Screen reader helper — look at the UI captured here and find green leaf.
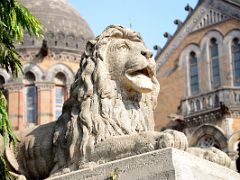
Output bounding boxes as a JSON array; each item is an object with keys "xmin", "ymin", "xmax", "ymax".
[
  {"xmin": 0, "ymin": 0, "xmax": 43, "ymax": 76},
  {"xmin": 0, "ymin": 91, "xmax": 18, "ymax": 147},
  {"xmin": 0, "ymin": 155, "xmax": 14, "ymax": 180}
]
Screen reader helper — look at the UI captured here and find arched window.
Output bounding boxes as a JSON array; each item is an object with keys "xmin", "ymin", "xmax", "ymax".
[
  {"xmin": 210, "ymin": 38, "xmax": 221, "ymax": 88},
  {"xmin": 54, "ymin": 72, "xmax": 66, "ymax": 120},
  {"xmin": 189, "ymin": 51, "xmax": 199, "ymax": 95},
  {"xmin": 25, "ymin": 71, "xmax": 37, "ymax": 124},
  {"xmin": 232, "ymin": 38, "xmax": 240, "ymax": 86}
]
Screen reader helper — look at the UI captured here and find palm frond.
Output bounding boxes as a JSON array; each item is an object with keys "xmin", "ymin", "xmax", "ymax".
[{"xmin": 0, "ymin": 0, "xmax": 43, "ymax": 77}]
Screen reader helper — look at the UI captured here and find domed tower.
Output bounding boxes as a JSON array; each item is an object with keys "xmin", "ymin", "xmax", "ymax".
[{"xmin": 2, "ymin": 0, "xmax": 94, "ymax": 130}]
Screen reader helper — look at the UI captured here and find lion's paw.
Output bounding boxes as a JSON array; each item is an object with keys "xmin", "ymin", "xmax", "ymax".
[
  {"xmin": 156, "ymin": 130, "xmax": 188, "ymax": 151},
  {"xmin": 187, "ymin": 147, "xmax": 231, "ymax": 167}
]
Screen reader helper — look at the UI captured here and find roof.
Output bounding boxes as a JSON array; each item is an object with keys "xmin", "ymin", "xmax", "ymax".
[
  {"xmin": 225, "ymin": 0, "xmax": 240, "ymax": 6},
  {"xmin": 155, "ymin": 0, "xmax": 240, "ymax": 71},
  {"xmin": 18, "ymin": 0, "xmax": 94, "ymax": 52}
]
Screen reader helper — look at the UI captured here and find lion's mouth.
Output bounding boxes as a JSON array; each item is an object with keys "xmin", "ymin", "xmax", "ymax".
[
  {"xmin": 125, "ymin": 66, "xmax": 154, "ymax": 93},
  {"xmin": 128, "ymin": 66, "xmax": 154, "ymax": 78}
]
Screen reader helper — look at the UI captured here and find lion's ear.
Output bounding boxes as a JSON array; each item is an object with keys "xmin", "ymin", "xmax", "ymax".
[{"xmin": 85, "ymin": 40, "xmax": 96, "ymax": 55}]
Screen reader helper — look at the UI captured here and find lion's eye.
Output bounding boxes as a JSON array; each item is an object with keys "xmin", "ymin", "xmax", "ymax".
[{"xmin": 118, "ymin": 44, "xmax": 129, "ymax": 51}]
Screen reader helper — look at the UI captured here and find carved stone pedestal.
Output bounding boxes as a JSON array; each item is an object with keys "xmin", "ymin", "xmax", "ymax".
[{"xmin": 47, "ymin": 148, "xmax": 240, "ymax": 180}]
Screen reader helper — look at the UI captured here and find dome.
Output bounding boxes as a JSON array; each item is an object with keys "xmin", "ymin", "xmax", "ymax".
[{"xmin": 18, "ymin": 0, "xmax": 94, "ymax": 52}]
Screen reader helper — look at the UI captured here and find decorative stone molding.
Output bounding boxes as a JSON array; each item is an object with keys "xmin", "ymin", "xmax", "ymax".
[
  {"xmin": 49, "ymin": 51, "xmax": 82, "ymax": 63},
  {"xmin": 180, "ymin": 87, "xmax": 240, "ymax": 116},
  {"xmin": 189, "ymin": 124, "xmax": 228, "ymax": 151},
  {"xmin": 23, "ymin": 63, "xmax": 44, "ymax": 81},
  {"xmin": 45, "ymin": 63, "xmax": 75, "ymax": 84},
  {"xmin": 184, "ymin": 107, "xmax": 223, "ymax": 127},
  {"xmin": 18, "ymin": 49, "xmax": 82, "ymax": 63},
  {"xmin": 210, "ymin": 0, "xmax": 240, "ymax": 20},
  {"xmin": 35, "ymin": 82, "xmax": 55, "ymax": 91},
  {"xmin": 4, "ymin": 83, "xmax": 24, "ymax": 93},
  {"xmin": 16, "ymin": 31, "xmax": 90, "ymax": 53},
  {"xmin": 193, "ymin": 9, "xmax": 229, "ymax": 31}
]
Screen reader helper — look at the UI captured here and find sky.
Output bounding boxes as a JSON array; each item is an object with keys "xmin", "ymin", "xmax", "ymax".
[{"xmin": 68, "ymin": 0, "xmax": 198, "ymax": 52}]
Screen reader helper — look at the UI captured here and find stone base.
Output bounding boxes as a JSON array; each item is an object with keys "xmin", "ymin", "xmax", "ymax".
[{"xmin": 47, "ymin": 148, "xmax": 240, "ymax": 180}]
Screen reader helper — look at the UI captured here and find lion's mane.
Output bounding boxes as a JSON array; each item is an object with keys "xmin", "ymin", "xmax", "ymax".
[{"xmin": 52, "ymin": 25, "xmax": 160, "ymax": 171}]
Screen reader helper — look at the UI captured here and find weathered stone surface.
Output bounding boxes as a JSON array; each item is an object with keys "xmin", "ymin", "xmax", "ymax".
[
  {"xmin": 47, "ymin": 148, "xmax": 240, "ymax": 180},
  {"xmin": 3, "ymin": 25, "xmax": 189, "ymax": 179}
]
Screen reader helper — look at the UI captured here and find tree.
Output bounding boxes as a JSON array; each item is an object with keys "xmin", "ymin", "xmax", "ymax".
[{"xmin": 0, "ymin": 0, "xmax": 43, "ymax": 179}]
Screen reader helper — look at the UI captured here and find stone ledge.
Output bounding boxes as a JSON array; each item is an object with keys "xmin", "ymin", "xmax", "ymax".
[{"xmin": 47, "ymin": 148, "xmax": 240, "ymax": 180}]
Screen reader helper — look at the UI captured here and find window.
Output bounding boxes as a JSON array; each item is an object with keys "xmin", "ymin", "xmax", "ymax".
[
  {"xmin": 189, "ymin": 52, "xmax": 199, "ymax": 94},
  {"xmin": 232, "ymin": 38, "xmax": 240, "ymax": 86},
  {"xmin": 26, "ymin": 86, "xmax": 37, "ymax": 123},
  {"xmin": 25, "ymin": 72, "xmax": 37, "ymax": 123},
  {"xmin": 210, "ymin": 38, "xmax": 221, "ymax": 88},
  {"xmin": 55, "ymin": 86, "xmax": 64, "ymax": 119},
  {"xmin": 54, "ymin": 72, "xmax": 66, "ymax": 120}
]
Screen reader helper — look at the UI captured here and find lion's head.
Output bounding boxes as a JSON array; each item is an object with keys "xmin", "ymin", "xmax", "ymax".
[
  {"xmin": 53, "ymin": 25, "xmax": 160, "ymax": 167},
  {"xmin": 98, "ymin": 25, "xmax": 157, "ymax": 94}
]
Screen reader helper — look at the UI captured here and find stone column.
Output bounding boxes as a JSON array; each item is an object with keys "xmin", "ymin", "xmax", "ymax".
[
  {"xmin": 36, "ymin": 82, "xmax": 55, "ymax": 125},
  {"xmin": 4, "ymin": 83, "xmax": 24, "ymax": 130},
  {"xmin": 225, "ymin": 117, "xmax": 234, "ymax": 138}
]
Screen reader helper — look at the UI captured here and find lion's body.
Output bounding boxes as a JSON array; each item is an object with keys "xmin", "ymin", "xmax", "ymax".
[{"xmin": 3, "ymin": 25, "xmax": 217, "ymax": 179}]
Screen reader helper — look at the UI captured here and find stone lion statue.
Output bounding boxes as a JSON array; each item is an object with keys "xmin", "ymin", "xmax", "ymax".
[{"xmin": 2, "ymin": 25, "xmax": 230, "ymax": 179}]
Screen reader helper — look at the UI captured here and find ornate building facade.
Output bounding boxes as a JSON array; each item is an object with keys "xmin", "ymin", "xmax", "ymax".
[
  {"xmin": 0, "ymin": 0, "xmax": 94, "ymax": 130},
  {"xmin": 154, "ymin": 0, "xmax": 240, "ymax": 169}
]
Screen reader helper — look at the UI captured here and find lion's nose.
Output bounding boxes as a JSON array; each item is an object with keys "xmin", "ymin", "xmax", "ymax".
[{"xmin": 141, "ymin": 50, "xmax": 153, "ymax": 59}]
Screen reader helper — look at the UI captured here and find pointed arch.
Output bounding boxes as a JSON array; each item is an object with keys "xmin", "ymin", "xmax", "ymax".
[{"xmin": 189, "ymin": 124, "xmax": 227, "ymax": 152}]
